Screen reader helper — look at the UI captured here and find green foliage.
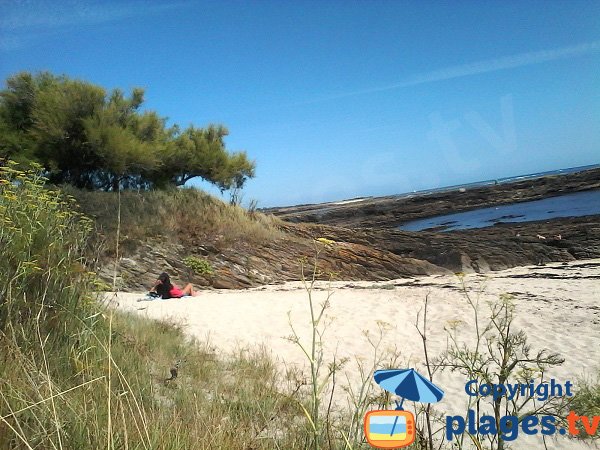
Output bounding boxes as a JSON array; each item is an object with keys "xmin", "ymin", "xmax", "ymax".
[
  {"xmin": 0, "ymin": 160, "xmax": 94, "ymax": 338},
  {"xmin": 433, "ymin": 284, "xmax": 566, "ymax": 450},
  {"xmin": 569, "ymin": 373, "xmax": 600, "ymax": 439},
  {"xmin": 183, "ymin": 255, "xmax": 213, "ymax": 275},
  {"xmin": 159, "ymin": 124, "xmax": 255, "ymax": 191},
  {"xmin": 0, "ymin": 71, "xmax": 255, "ymax": 192}
]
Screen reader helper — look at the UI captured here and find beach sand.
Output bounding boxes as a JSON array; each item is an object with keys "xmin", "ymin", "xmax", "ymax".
[{"xmin": 109, "ymin": 259, "xmax": 600, "ymax": 449}]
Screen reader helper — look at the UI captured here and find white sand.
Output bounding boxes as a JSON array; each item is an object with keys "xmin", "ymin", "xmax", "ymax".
[{"xmin": 109, "ymin": 259, "xmax": 600, "ymax": 449}]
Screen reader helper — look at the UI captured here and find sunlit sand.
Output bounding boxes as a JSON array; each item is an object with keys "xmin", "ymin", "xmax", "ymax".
[{"xmin": 109, "ymin": 259, "xmax": 600, "ymax": 449}]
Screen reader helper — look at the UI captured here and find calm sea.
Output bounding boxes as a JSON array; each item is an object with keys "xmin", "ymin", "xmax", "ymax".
[{"xmin": 399, "ymin": 189, "xmax": 600, "ymax": 232}]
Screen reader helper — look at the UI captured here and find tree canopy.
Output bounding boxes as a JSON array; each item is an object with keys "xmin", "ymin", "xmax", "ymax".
[{"xmin": 0, "ymin": 71, "xmax": 255, "ymax": 192}]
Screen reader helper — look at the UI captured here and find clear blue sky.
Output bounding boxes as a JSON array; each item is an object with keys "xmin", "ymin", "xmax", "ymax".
[{"xmin": 1, "ymin": 0, "xmax": 599, "ymax": 206}]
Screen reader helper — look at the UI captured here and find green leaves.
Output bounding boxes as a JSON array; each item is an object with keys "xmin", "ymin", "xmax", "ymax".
[
  {"xmin": 0, "ymin": 162, "xmax": 94, "ymax": 334},
  {"xmin": 151, "ymin": 124, "xmax": 256, "ymax": 191},
  {"xmin": 0, "ymin": 71, "xmax": 255, "ymax": 192},
  {"xmin": 183, "ymin": 256, "xmax": 213, "ymax": 275}
]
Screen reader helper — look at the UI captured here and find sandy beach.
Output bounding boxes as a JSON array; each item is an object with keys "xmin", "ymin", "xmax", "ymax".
[{"xmin": 109, "ymin": 259, "xmax": 600, "ymax": 449}]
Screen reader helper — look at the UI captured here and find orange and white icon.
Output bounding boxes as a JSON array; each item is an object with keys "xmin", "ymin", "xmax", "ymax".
[{"xmin": 364, "ymin": 410, "xmax": 416, "ymax": 448}]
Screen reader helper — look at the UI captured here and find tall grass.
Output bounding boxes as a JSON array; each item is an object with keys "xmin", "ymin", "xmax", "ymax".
[
  {"xmin": 0, "ymin": 161, "xmax": 93, "ymax": 344},
  {"xmin": 1, "ymin": 163, "xmax": 308, "ymax": 449},
  {"xmin": 64, "ymin": 186, "xmax": 284, "ymax": 256}
]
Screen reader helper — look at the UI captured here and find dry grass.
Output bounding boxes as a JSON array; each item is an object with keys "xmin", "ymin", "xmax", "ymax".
[
  {"xmin": 0, "ymin": 306, "xmax": 320, "ymax": 449},
  {"xmin": 64, "ymin": 186, "xmax": 285, "ymax": 256}
]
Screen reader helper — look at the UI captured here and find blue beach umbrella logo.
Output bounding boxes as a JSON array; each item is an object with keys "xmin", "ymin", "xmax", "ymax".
[
  {"xmin": 374, "ymin": 368, "xmax": 445, "ymax": 409},
  {"xmin": 364, "ymin": 368, "xmax": 444, "ymax": 448}
]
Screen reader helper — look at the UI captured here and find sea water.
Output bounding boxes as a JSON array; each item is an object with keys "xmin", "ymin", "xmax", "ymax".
[{"xmin": 399, "ymin": 189, "xmax": 600, "ymax": 232}]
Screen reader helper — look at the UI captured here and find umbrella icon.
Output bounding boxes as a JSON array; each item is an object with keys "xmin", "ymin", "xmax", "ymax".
[
  {"xmin": 374, "ymin": 368, "xmax": 444, "ymax": 409},
  {"xmin": 373, "ymin": 368, "xmax": 444, "ymax": 437}
]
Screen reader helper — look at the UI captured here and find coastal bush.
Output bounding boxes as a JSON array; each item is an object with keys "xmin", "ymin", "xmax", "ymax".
[
  {"xmin": 184, "ymin": 255, "xmax": 213, "ymax": 275},
  {"xmin": 0, "ymin": 161, "xmax": 102, "ymax": 446},
  {"xmin": 0, "ymin": 161, "xmax": 94, "ymax": 340}
]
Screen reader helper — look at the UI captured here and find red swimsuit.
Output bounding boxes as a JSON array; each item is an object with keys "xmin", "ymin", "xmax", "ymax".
[{"xmin": 169, "ymin": 284, "xmax": 184, "ymax": 298}]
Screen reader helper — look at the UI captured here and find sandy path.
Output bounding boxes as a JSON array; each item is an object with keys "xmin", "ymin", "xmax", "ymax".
[{"xmin": 109, "ymin": 259, "xmax": 600, "ymax": 449}]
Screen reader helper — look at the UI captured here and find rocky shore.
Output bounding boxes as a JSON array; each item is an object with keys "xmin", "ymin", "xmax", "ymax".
[
  {"xmin": 99, "ymin": 168, "xmax": 600, "ymax": 291},
  {"xmin": 266, "ymin": 167, "xmax": 600, "ymax": 228}
]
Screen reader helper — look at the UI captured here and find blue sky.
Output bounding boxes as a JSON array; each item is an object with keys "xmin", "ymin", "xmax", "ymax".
[{"xmin": 1, "ymin": 0, "xmax": 598, "ymax": 206}]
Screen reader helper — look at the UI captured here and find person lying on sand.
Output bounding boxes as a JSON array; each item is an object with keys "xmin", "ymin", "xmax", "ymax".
[{"xmin": 150, "ymin": 272, "xmax": 199, "ymax": 299}]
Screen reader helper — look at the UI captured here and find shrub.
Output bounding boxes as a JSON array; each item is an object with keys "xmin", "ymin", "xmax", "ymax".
[
  {"xmin": 183, "ymin": 255, "xmax": 213, "ymax": 275},
  {"xmin": 0, "ymin": 161, "xmax": 94, "ymax": 340},
  {"xmin": 429, "ymin": 280, "xmax": 565, "ymax": 450},
  {"xmin": 568, "ymin": 372, "xmax": 600, "ymax": 439}
]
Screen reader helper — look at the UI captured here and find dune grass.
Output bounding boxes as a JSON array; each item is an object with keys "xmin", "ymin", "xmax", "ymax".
[
  {"xmin": 64, "ymin": 186, "xmax": 284, "ymax": 256},
  {"xmin": 1, "ymin": 306, "xmax": 317, "ymax": 449}
]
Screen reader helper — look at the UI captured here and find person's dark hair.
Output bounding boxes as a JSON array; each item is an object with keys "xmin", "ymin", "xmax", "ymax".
[{"xmin": 156, "ymin": 272, "xmax": 173, "ymax": 299}]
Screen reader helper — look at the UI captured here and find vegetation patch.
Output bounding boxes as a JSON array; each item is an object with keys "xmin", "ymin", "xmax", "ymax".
[
  {"xmin": 66, "ymin": 186, "xmax": 285, "ymax": 255},
  {"xmin": 0, "ymin": 162, "xmax": 308, "ymax": 449},
  {"xmin": 184, "ymin": 255, "xmax": 214, "ymax": 275},
  {"xmin": 316, "ymin": 237, "xmax": 336, "ymax": 246}
]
